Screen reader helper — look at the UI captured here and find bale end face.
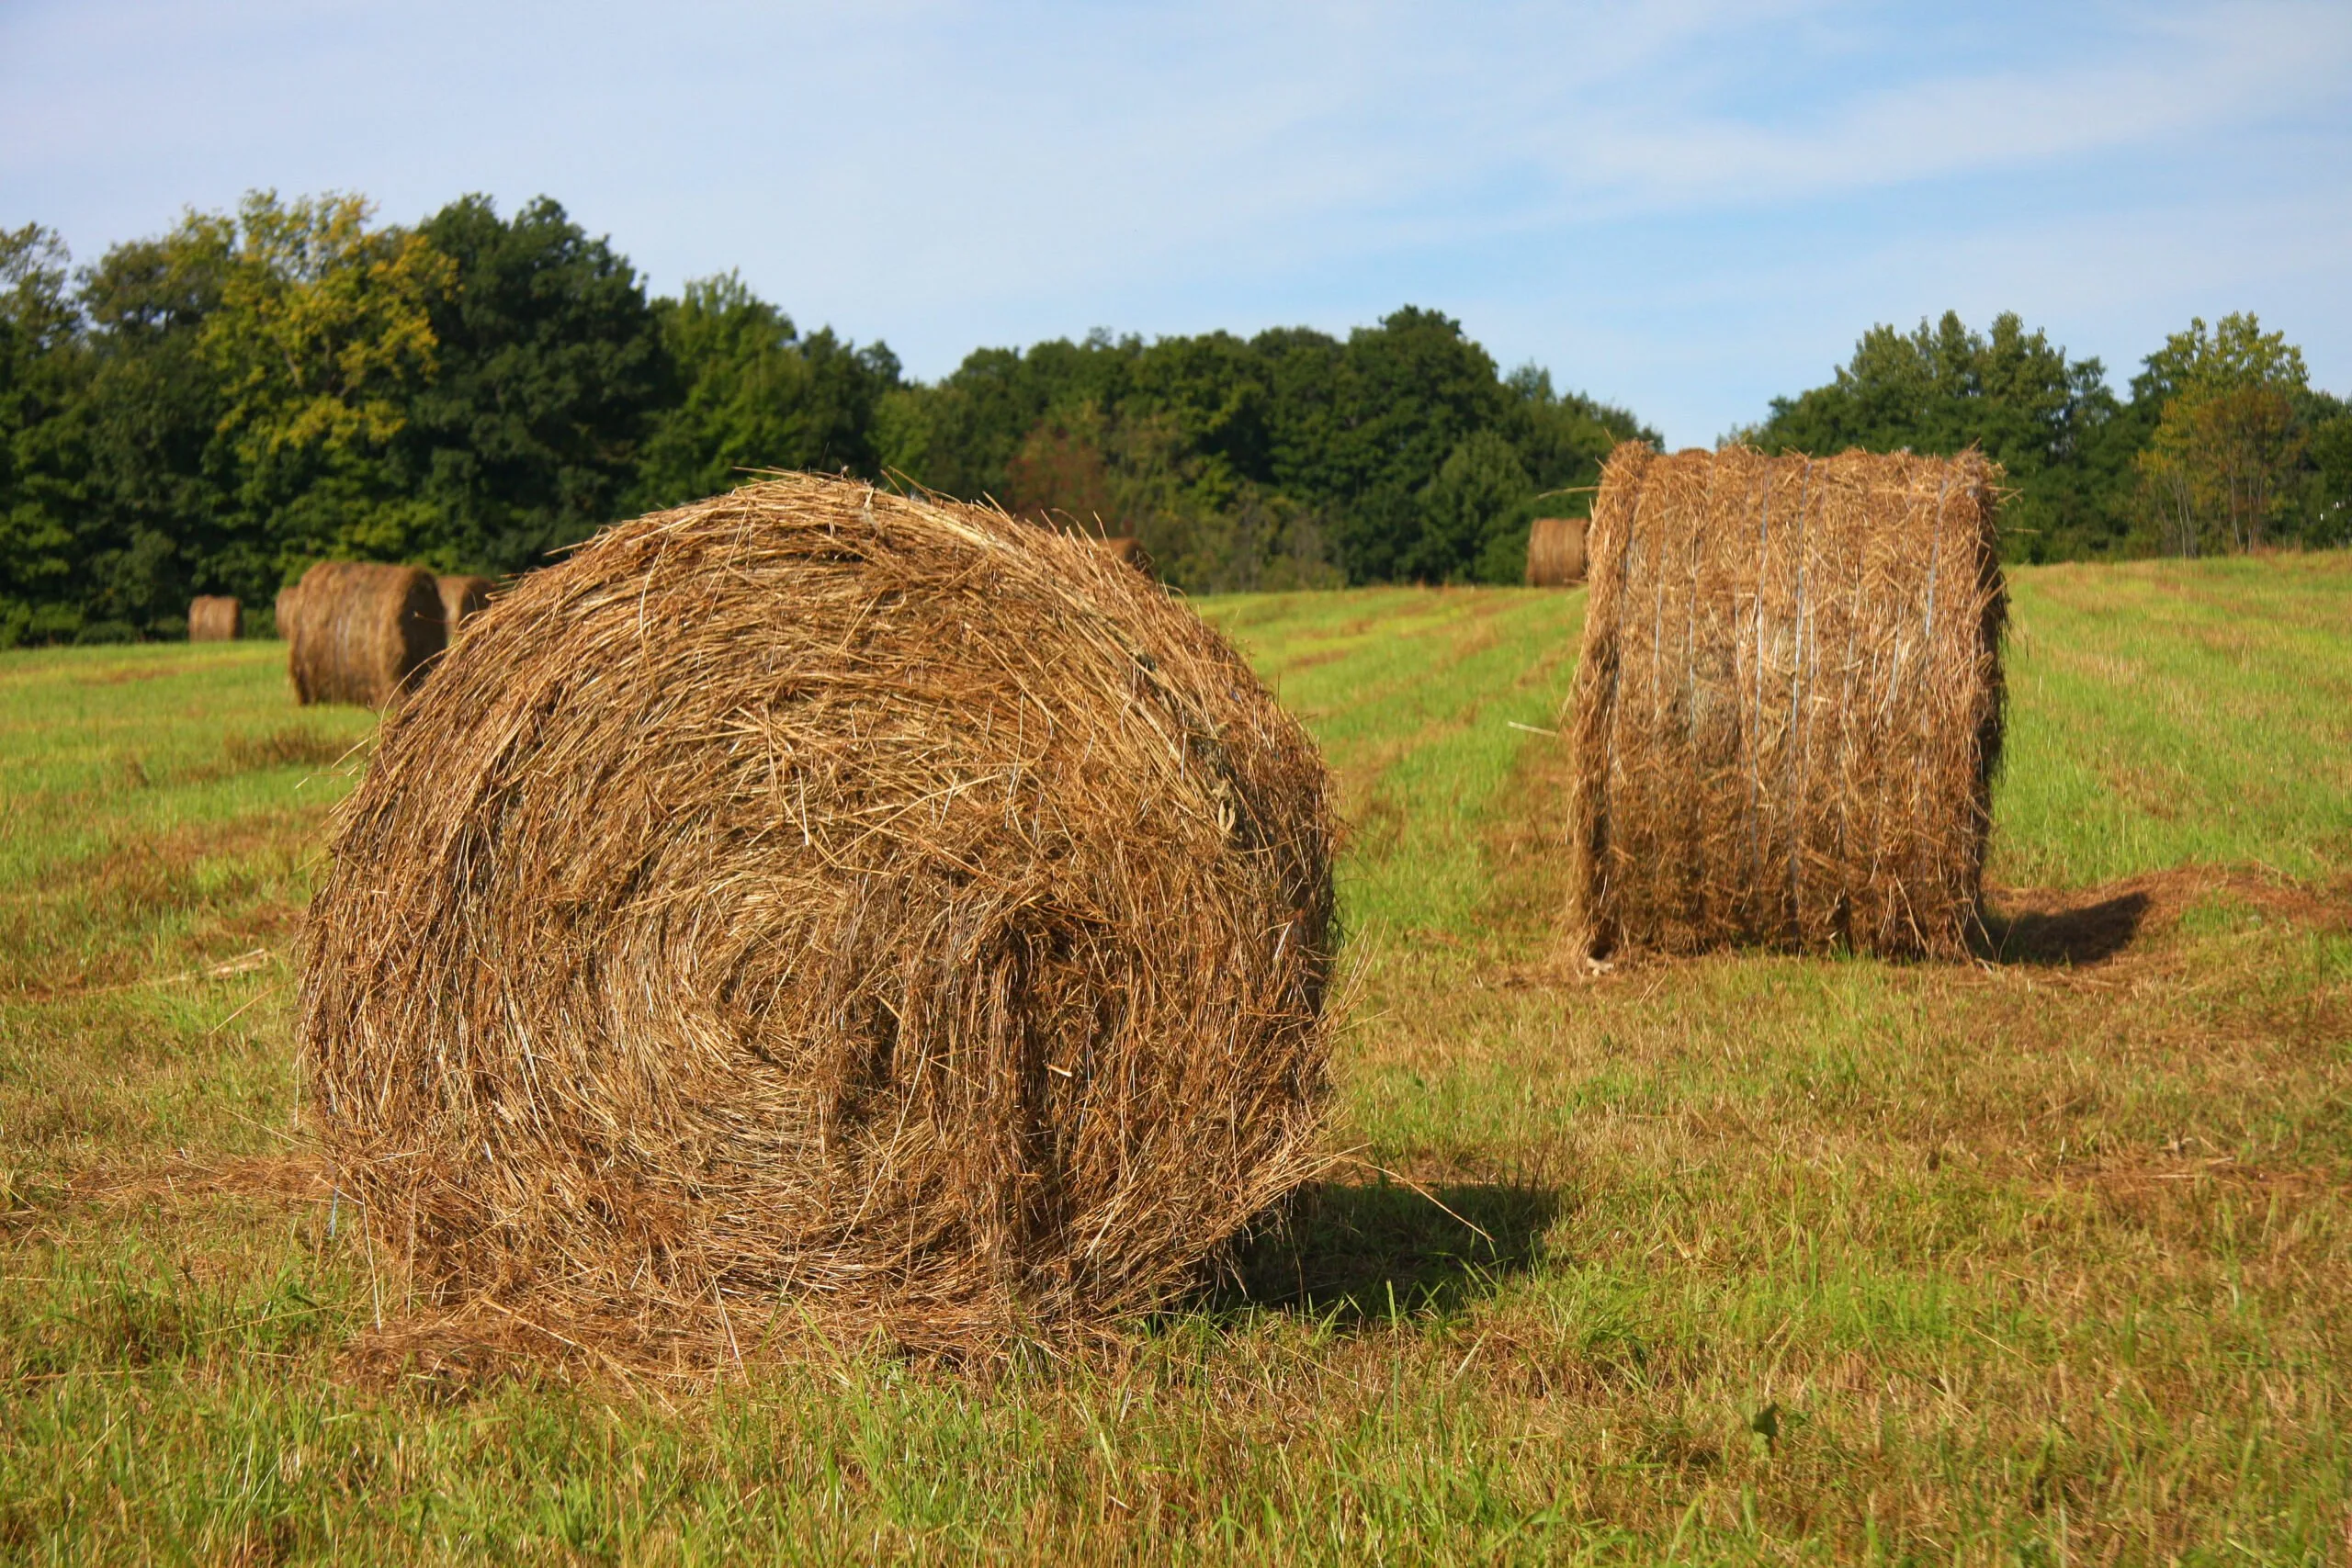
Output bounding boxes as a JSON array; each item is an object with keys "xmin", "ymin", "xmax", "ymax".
[
  {"xmin": 285, "ymin": 562, "xmax": 446, "ymax": 708},
  {"xmin": 435, "ymin": 573, "xmax": 494, "ymax": 630},
  {"xmin": 1566, "ymin": 443, "xmax": 2007, "ymax": 961},
  {"xmin": 1524, "ymin": 517, "xmax": 1588, "ymax": 587},
  {"xmin": 187, "ymin": 596, "xmax": 242, "ymax": 641},
  {"xmin": 300, "ymin": 475, "xmax": 1338, "ymax": 1357}
]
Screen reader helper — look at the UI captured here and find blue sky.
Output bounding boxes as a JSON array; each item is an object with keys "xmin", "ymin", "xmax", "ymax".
[{"xmin": 5, "ymin": 0, "xmax": 2346, "ymax": 446}]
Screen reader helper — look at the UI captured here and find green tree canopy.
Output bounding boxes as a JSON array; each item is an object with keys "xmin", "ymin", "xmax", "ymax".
[
  {"xmin": 395, "ymin": 195, "xmax": 670, "ymax": 574},
  {"xmin": 0, "ymin": 224, "xmax": 88, "ymax": 642},
  {"xmin": 201, "ymin": 192, "xmax": 452, "ymax": 573},
  {"xmin": 878, "ymin": 308, "xmax": 1653, "ymax": 589},
  {"xmin": 1748, "ymin": 310, "xmax": 2130, "ymax": 560},
  {"xmin": 633, "ymin": 272, "xmax": 899, "ymax": 509},
  {"xmin": 2133, "ymin": 313, "xmax": 2312, "ymax": 555}
]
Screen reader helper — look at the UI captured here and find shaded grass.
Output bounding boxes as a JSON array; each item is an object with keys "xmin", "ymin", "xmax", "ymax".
[{"xmin": 0, "ymin": 564, "xmax": 2348, "ymax": 1562}]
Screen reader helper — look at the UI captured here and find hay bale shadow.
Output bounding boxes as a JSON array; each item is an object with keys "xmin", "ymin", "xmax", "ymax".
[
  {"xmin": 1980, "ymin": 890, "xmax": 2153, "ymax": 966},
  {"xmin": 1206, "ymin": 1177, "xmax": 1559, "ymax": 1325}
]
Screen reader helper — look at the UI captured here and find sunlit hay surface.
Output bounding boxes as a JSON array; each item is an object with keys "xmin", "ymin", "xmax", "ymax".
[
  {"xmin": 186, "ymin": 596, "xmax": 241, "ymax": 643},
  {"xmin": 1570, "ymin": 443, "xmax": 2007, "ymax": 959},
  {"xmin": 1096, "ymin": 536, "xmax": 1153, "ymax": 578},
  {"xmin": 434, "ymin": 573, "xmax": 493, "ymax": 632},
  {"xmin": 1523, "ymin": 516, "xmax": 1586, "ymax": 587},
  {"xmin": 283, "ymin": 562, "xmax": 445, "ymax": 710},
  {"xmin": 300, "ymin": 474, "xmax": 1339, "ymax": 1357}
]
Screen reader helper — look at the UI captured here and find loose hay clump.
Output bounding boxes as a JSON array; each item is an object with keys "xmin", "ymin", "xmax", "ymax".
[
  {"xmin": 187, "ymin": 595, "xmax": 241, "ymax": 641},
  {"xmin": 285, "ymin": 562, "xmax": 446, "ymax": 708},
  {"xmin": 435, "ymin": 573, "xmax": 494, "ymax": 631},
  {"xmin": 300, "ymin": 473, "xmax": 1339, "ymax": 1357},
  {"xmin": 1567, "ymin": 443, "xmax": 2006, "ymax": 960},
  {"xmin": 1524, "ymin": 517, "xmax": 1587, "ymax": 587}
]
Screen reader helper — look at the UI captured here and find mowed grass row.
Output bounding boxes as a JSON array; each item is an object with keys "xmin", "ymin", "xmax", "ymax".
[{"xmin": 0, "ymin": 558, "xmax": 2347, "ymax": 1563}]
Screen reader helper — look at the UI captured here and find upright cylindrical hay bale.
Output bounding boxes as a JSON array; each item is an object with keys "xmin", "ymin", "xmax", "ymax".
[
  {"xmin": 435, "ymin": 573, "xmax": 494, "ymax": 631},
  {"xmin": 1567, "ymin": 443, "xmax": 2006, "ymax": 960},
  {"xmin": 285, "ymin": 562, "xmax": 446, "ymax": 708},
  {"xmin": 300, "ymin": 474, "xmax": 1338, "ymax": 1355},
  {"xmin": 187, "ymin": 596, "xmax": 241, "ymax": 641},
  {"xmin": 1524, "ymin": 517, "xmax": 1588, "ymax": 587}
]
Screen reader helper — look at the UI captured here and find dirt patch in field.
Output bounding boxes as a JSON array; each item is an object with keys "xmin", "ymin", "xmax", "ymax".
[{"xmin": 1982, "ymin": 865, "xmax": 2352, "ymax": 968}]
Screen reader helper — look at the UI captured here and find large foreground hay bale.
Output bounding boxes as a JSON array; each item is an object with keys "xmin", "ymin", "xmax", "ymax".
[
  {"xmin": 1568, "ymin": 444, "xmax": 2006, "ymax": 959},
  {"xmin": 435, "ymin": 572, "xmax": 493, "ymax": 630},
  {"xmin": 285, "ymin": 562, "xmax": 445, "ymax": 708},
  {"xmin": 1525, "ymin": 516, "xmax": 1587, "ymax": 586},
  {"xmin": 301, "ymin": 474, "xmax": 1338, "ymax": 1353},
  {"xmin": 187, "ymin": 595, "xmax": 241, "ymax": 641}
]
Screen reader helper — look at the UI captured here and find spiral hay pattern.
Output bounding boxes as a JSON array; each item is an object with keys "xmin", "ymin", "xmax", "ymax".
[{"xmin": 301, "ymin": 474, "xmax": 1338, "ymax": 1356}]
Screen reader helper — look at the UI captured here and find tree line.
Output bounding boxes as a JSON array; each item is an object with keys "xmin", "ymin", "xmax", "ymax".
[
  {"xmin": 1744, "ymin": 310, "xmax": 2351, "ymax": 561},
  {"xmin": 3, "ymin": 190, "xmax": 2345, "ymax": 643}
]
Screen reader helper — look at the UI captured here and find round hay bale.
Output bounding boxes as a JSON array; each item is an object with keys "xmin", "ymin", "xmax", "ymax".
[
  {"xmin": 283, "ymin": 562, "xmax": 446, "ymax": 708},
  {"xmin": 1097, "ymin": 536, "xmax": 1154, "ymax": 577},
  {"xmin": 300, "ymin": 474, "xmax": 1338, "ymax": 1354},
  {"xmin": 1567, "ymin": 443, "xmax": 2006, "ymax": 960},
  {"xmin": 1524, "ymin": 516, "xmax": 1587, "ymax": 587},
  {"xmin": 435, "ymin": 572, "xmax": 494, "ymax": 631},
  {"xmin": 273, "ymin": 583, "xmax": 302, "ymax": 642},
  {"xmin": 187, "ymin": 595, "xmax": 241, "ymax": 641}
]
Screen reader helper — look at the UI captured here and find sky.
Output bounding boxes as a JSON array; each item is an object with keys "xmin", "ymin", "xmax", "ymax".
[{"xmin": 4, "ymin": 0, "xmax": 2347, "ymax": 446}]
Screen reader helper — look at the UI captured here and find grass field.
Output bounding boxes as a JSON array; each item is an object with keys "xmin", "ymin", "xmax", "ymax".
[{"xmin": 2, "ymin": 556, "xmax": 2349, "ymax": 1563}]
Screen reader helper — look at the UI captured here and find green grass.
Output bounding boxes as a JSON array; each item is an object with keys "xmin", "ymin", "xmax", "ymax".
[{"xmin": 3, "ymin": 558, "xmax": 2349, "ymax": 1563}]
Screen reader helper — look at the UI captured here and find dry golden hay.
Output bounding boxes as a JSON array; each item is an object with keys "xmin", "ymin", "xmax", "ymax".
[
  {"xmin": 1567, "ymin": 443, "xmax": 2006, "ymax": 960},
  {"xmin": 435, "ymin": 572, "xmax": 494, "ymax": 630},
  {"xmin": 187, "ymin": 595, "xmax": 241, "ymax": 641},
  {"xmin": 1524, "ymin": 517, "xmax": 1587, "ymax": 587},
  {"xmin": 300, "ymin": 473, "xmax": 1339, "ymax": 1357},
  {"xmin": 1096, "ymin": 536, "xmax": 1154, "ymax": 577},
  {"xmin": 284, "ymin": 561, "xmax": 446, "ymax": 708}
]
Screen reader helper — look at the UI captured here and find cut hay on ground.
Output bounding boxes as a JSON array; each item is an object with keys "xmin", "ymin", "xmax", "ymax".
[
  {"xmin": 1567, "ymin": 443, "xmax": 2006, "ymax": 960},
  {"xmin": 1525, "ymin": 517, "xmax": 1587, "ymax": 587},
  {"xmin": 187, "ymin": 595, "xmax": 241, "ymax": 641},
  {"xmin": 435, "ymin": 573, "xmax": 494, "ymax": 631},
  {"xmin": 301, "ymin": 473, "xmax": 1339, "ymax": 1357},
  {"xmin": 284, "ymin": 561, "xmax": 446, "ymax": 709}
]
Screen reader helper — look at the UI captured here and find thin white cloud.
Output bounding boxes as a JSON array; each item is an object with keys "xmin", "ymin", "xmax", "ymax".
[
  {"xmin": 1540, "ymin": 1, "xmax": 2352, "ymax": 209},
  {"xmin": 1, "ymin": 0, "xmax": 2345, "ymax": 436}
]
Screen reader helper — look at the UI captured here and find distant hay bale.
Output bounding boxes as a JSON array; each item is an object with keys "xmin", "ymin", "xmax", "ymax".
[
  {"xmin": 187, "ymin": 596, "xmax": 241, "ymax": 641},
  {"xmin": 1525, "ymin": 517, "xmax": 1587, "ymax": 587},
  {"xmin": 300, "ymin": 473, "xmax": 1338, "ymax": 1355},
  {"xmin": 1097, "ymin": 536, "xmax": 1154, "ymax": 577},
  {"xmin": 284, "ymin": 562, "xmax": 446, "ymax": 708},
  {"xmin": 1567, "ymin": 443, "xmax": 2006, "ymax": 960},
  {"xmin": 435, "ymin": 573, "xmax": 494, "ymax": 631}
]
